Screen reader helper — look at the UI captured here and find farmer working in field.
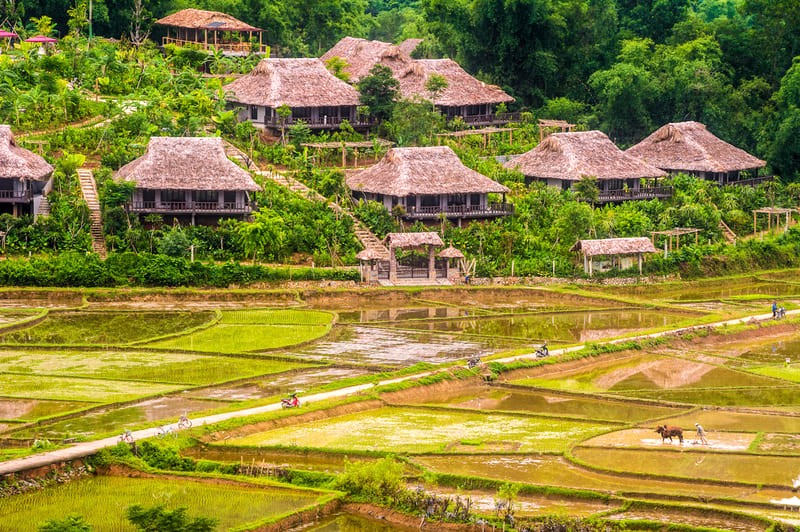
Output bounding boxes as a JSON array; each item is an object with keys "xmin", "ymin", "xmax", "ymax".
[{"xmin": 694, "ymin": 423, "xmax": 708, "ymax": 445}]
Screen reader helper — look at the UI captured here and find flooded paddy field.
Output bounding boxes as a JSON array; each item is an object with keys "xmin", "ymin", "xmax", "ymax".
[
  {"xmin": 183, "ymin": 446, "xmax": 364, "ymax": 473},
  {"xmin": 402, "ymin": 384, "xmax": 685, "ymax": 423},
  {"xmin": 224, "ymin": 406, "xmax": 615, "ymax": 453},
  {"xmin": 0, "ymin": 398, "xmax": 92, "ymax": 422},
  {"xmin": 572, "ymin": 447, "xmax": 800, "ymax": 485}
]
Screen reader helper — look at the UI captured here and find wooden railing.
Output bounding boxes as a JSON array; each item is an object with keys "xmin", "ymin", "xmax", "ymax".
[
  {"xmin": 595, "ymin": 186, "xmax": 674, "ymax": 203},
  {"xmin": 263, "ymin": 116, "xmax": 376, "ymax": 129},
  {"xmin": 130, "ymin": 201, "xmax": 253, "ymax": 213},
  {"xmin": 0, "ymin": 190, "xmax": 31, "ymax": 201},
  {"xmin": 405, "ymin": 202, "xmax": 514, "ymax": 219},
  {"xmin": 722, "ymin": 175, "xmax": 774, "ymax": 187},
  {"xmin": 450, "ymin": 112, "xmax": 522, "ymax": 125},
  {"xmin": 161, "ymin": 37, "xmax": 269, "ymax": 54}
]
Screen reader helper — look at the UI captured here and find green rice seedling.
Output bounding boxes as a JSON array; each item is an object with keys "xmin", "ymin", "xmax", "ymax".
[
  {"xmin": 220, "ymin": 309, "xmax": 334, "ymax": 326},
  {"xmin": 146, "ymin": 324, "xmax": 331, "ymax": 353},
  {"xmin": 0, "ymin": 375, "xmax": 182, "ymax": 402}
]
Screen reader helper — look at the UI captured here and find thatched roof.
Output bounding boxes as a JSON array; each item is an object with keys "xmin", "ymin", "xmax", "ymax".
[
  {"xmin": 347, "ymin": 146, "xmax": 509, "ymax": 196},
  {"xmin": 626, "ymin": 121, "xmax": 765, "ymax": 173},
  {"xmin": 156, "ymin": 8, "xmax": 261, "ymax": 32},
  {"xmin": 438, "ymin": 245, "xmax": 464, "ymax": 259},
  {"xmin": 395, "ymin": 59, "xmax": 514, "ymax": 106},
  {"xmin": 385, "ymin": 232, "xmax": 444, "ymax": 248},
  {"xmin": 0, "ymin": 125, "xmax": 53, "ymax": 181},
  {"xmin": 224, "ymin": 58, "xmax": 360, "ymax": 108},
  {"xmin": 398, "ymin": 38, "xmax": 422, "ymax": 56},
  {"xmin": 570, "ymin": 237, "xmax": 657, "ymax": 257},
  {"xmin": 321, "ymin": 37, "xmax": 513, "ymax": 106},
  {"xmin": 117, "ymin": 137, "xmax": 261, "ymax": 191},
  {"xmin": 504, "ymin": 131, "xmax": 667, "ymax": 181},
  {"xmin": 321, "ymin": 37, "xmax": 413, "ymax": 83},
  {"xmin": 356, "ymin": 248, "xmax": 386, "ymax": 261}
]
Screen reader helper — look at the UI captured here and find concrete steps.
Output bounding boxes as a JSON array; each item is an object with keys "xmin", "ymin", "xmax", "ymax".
[
  {"xmin": 34, "ymin": 195, "xmax": 50, "ymax": 219},
  {"xmin": 77, "ymin": 168, "xmax": 107, "ymax": 258},
  {"xmin": 719, "ymin": 220, "xmax": 737, "ymax": 244}
]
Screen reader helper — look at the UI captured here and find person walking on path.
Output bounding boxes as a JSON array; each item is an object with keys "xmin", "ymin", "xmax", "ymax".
[
  {"xmin": 773, "ymin": 300, "xmax": 778, "ymax": 318},
  {"xmin": 695, "ymin": 423, "xmax": 708, "ymax": 445}
]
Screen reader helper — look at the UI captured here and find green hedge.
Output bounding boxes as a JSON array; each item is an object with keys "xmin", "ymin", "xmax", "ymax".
[{"xmin": 0, "ymin": 252, "xmax": 359, "ymax": 288}]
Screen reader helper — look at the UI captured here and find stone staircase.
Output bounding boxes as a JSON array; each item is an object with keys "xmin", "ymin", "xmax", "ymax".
[
  {"xmin": 76, "ymin": 168, "xmax": 107, "ymax": 258},
  {"xmin": 33, "ymin": 195, "xmax": 50, "ymax": 221},
  {"xmin": 719, "ymin": 220, "xmax": 737, "ymax": 244},
  {"xmin": 224, "ymin": 142, "xmax": 256, "ymax": 170}
]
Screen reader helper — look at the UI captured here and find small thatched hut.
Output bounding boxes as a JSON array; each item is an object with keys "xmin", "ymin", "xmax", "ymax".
[
  {"xmin": 0, "ymin": 125, "xmax": 53, "ymax": 217},
  {"xmin": 117, "ymin": 136, "xmax": 261, "ymax": 225},
  {"xmin": 347, "ymin": 146, "xmax": 512, "ymax": 224},
  {"xmin": 224, "ymin": 58, "xmax": 365, "ymax": 131},
  {"xmin": 155, "ymin": 8, "xmax": 266, "ymax": 54},
  {"xmin": 625, "ymin": 121, "xmax": 766, "ymax": 184},
  {"xmin": 322, "ymin": 37, "xmax": 514, "ymax": 125},
  {"xmin": 504, "ymin": 131, "xmax": 667, "ymax": 200},
  {"xmin": 570, "ymin": 237, "xmax": 657, "ymax": 276},
  {"xmin": 384, "ymin": 231, "xmax": 445, "ymax": 282}
]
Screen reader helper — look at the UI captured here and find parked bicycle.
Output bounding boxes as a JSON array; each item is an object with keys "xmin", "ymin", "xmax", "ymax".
[
  {"xmin": 178, "ymin": 414, "xmax": 192, "ymax": 430},
  {"xmin": 118, "ymin": 430, "xmax": 134, "ymax": 444},
  {"xmin": 156, "ymin": 425, "xmax": 177, "ymax": 439}
]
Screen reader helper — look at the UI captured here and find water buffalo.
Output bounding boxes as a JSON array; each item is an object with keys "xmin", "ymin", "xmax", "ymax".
[{"xmin": 655, "ymin": 424, "xmax": 684, "ymax": 443}]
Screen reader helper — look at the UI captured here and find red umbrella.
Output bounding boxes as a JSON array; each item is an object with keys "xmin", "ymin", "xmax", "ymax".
[
  {"xmin": 24, "ymin": 35, "xmax": 58, "ymax": 43},
  {"xmin": 0, "ymin": 30, "xmax": 17, "ymax": 38}
]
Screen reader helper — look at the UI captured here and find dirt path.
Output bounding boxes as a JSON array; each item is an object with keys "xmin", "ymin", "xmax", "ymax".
[{"xmin": 0, "ymin": 308, "xmax": 793, "ymax": 476}]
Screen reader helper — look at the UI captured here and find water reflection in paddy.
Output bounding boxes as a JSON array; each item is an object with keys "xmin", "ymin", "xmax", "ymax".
[{"xmin": 394, "ymin": 309, "xmax": 692, "ymax": 343}]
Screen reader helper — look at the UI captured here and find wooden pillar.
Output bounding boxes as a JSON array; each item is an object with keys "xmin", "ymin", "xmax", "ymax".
[
  {"xmin": 341, "ymin": 143, "xmax": 346, "ymax": 168},
  {"xmin": 753, "ymin": 211, "xmax": 757, "ymax": 235},
  {"xmin": 638, "ymin": 253, "xmax": 643, "ymax": 275},
  {"xmin": 428, "ymin": 245, "xmax": 436, "ymax": 280},
  {"xmin": 583, "ymin": 254, "xmax": 589, "ymax": 275},
  {"xmin": 389, "ymin": 246, "xmax": 397, "ymax": 282}
]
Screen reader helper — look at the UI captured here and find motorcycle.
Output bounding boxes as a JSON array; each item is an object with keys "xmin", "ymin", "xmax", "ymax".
[
  {"xmin": 281, "ymin": 394, "xmax": 301, "ymax": 408},
  {"xmin": 534, "ymin": 342, "xmax": 549, "ymax": 358},
  {"xmin": 467, "ymin": 355, "xmax": 481, "ymax": 369}
]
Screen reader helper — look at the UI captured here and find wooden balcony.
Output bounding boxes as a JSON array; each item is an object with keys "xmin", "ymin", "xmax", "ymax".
[
  {"xmin": 161, "ymin": 37, "xmax": 269, "ymax": 54},
  {"xmin": 263, "ymin": 116, "xmax": 377, "ymax": 130},
  {"xmin": 0, "ymin": 190, "xmax": 32, "ymax": 203},
  {"xmin": 129, "ymin": 201, "xmax": 253, "ymax": 214},
  {"xmin": 595, "ymin": 186, "xmax": 674, "ymax": 204},
  {"xmin": 722, "ymin": 175, "xmax": 774, "ymax": 187},
  {"xmin": 450, "ymin": 112, "xmax": 523, "ymax": 126},
  {"xmin": 405, "ymin": 202, "xmax": 514, "ymax": 220}
]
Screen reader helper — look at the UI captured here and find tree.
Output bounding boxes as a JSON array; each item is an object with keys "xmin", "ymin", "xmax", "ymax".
[
  {"xmin": 385, "ymin": 96, "xmax": 444, "ymax": 146},
  {"xmin": 276, "ymin": 104, "xmax": 292, "ymax": 145},
  {"xmin": 573, "ymin": 176, "xmax": 600, "ymax": 207},
  {"xmin": 357, "ymin": 64, "xmax": 399, "ymax": 122},
  {"xmin": 38, "ymin": 515, "xmax": 91, "ymax": 532},
  {"xmin": 424, "ymin": 73, "xmax": 448, "ymax": 105},
  {"xmin": 324, "ymin": 56, "xmax": 351, "ymax": 82},
  {"xmin": 763, "ymin": 58, "xmax": 800, "ymax": 182},
  {"xmin": 126, "ymin": 505, "xmax": 216, "ymax": 532}
]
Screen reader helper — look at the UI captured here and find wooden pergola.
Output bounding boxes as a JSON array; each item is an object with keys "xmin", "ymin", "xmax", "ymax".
[
  {"xmin": 436, "ymin": 127, "xmax": 516, "ymax": 149},
  {"xmin": 753, "ymin": 207, "xmax": 795, "ymax": 235},
  {"xmin": 301, "ymin": 139, "xmax": 393, "ymax": 168},
  {"xmin": 384, "ymin": 232, "xmax": 444, "ymax": 282},
  {"xmin": 650, "ymin": 228, "xmax": 700, "ymax": 254},
  {"xmin": 538, "ymin": 119, "xmax": 575, "ymax": 142}
]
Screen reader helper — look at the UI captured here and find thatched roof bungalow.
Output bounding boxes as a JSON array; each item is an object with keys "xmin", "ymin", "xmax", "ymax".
[
  {"xmin": 322, "ymin": 37, "xmax": 515, "ymax": 126},
  {"xmin": 570, "ymin": 237, "xmax": 657, "ymax": 276},
  {"xmin": 155, "ymin": 8, "xmax": 266, "ymax": 54},
  {"xmin": 0, "ymin": 125, "xmax": 53, "ymax": 217},
  {"xmin": 224, "ymin": 58, "xmax": 368, "ymax": 131},
  {"xmin": 504, "ymin": 131, "xmax": 670, "ymax": 203},
  {"xmin": 117, "ymin": 136, "xmax": 260, "ymax": 225},
  {"xmin": 625, "ymin": 121, "xmax": 766, "ymax": 184},
  {"xmin": 347, "ymin": 146, "xmax": 512, "ymax": 224}
]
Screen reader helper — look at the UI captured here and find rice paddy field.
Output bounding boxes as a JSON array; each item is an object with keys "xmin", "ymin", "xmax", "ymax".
[{"xmin": 3, "ymin": 278, "xmax": 800, "ymax": 530}]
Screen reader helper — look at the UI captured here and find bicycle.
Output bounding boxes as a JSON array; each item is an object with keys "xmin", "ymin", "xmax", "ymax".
[
  {"xmin": 178, "ymin": 414, "xmax": 192, "ymax": 430},
  {"xmin": 156, "ymin": 425, "xmax": 177, "ymax": 439},
  {"xmin": 118, "ymin": 430, "xmax": 135, "ymax": 444}
]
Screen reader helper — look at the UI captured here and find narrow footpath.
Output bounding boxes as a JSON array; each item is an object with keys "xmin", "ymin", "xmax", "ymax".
[{"xmin": 0, "ymin": 308, "xmax": 791, "ymax": 476}]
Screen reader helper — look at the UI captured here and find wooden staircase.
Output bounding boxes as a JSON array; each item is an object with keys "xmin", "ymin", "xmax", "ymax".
[
  {"xmin": 77, "ymin": 168, "xmax": 107, "ymax": 258},
  {"xmin": 719, "ymin": 220, "xmax": 737, "ymax": 244}
]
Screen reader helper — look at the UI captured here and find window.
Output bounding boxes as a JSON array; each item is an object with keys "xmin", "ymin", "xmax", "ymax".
[
  {"xmin": 250, "ymin": 105, "xmax": 258, "ymax": 120},
  {"xmin": 161, "ymin": 190, "xmax": 185, "ymax": 203},
  {"xmin": 192, "ymin": 190, "xmax": 218, "ymax": 203}
]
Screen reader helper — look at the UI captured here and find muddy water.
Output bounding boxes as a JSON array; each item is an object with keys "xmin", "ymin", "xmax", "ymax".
[
  {"xmin": 305, "ymin": 513, "xmax": 418, "ymax": 531},
  {"xmin": 395, "ymin": 309, "xmax": 692, "ymax": 343},
  {"xmin": 9, "ymin": 396, "xmax": 221, "ymax": 439},
  {"xmin": 0, "ymin": 399, "xmax": 91, "ymax": 422},
  {"xmin": 183, "ymin": 447, "xmax": 365, "ymax": 473},
  {"xmin": 187, "ymin": 367, "xmax": 371, "ymax": 401},
  {"xmin": 605, "ymin": 509, "xmax": 765, "ymax": 532},
  {"xmin": 412, "ymin": 386, "xmax": 683, "ymax": 423},
  {"xmin": 285, "ymin": 325, "xmax": 514, "ymax": 367}
]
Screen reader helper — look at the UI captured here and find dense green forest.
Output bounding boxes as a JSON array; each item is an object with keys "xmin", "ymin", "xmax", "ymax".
[{"xmin": 1, "ymin": 0, "xmax": 800, "ymax": 285}]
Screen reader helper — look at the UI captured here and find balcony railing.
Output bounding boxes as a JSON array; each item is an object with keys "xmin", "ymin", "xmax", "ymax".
[
  {"xmin": 0, "ymin": 190, "xmax": 32, "ymax": 202},
  {"xmin": 129, "ymin": 201, "xmax": 253, "ymax": 214},
  {"xmin": 595, "ymin": 186, "xmax": 674, "ymax": 203},
  {"xmin": 450, "ymin": 112, "xmax": 523, "ymax": 126},
  {"xmin": 161, "ymin": 37, "xmax": 269, "ymax": 54},
  {"xmin": 405, "ymin": 202, "xmax": 514, "ymax": 219},
  {"xmin": 722, "ymin": 175, "xmax": 774, "ymax": 187},
  {"xmin": 263, "ymin": 116, "xmax": 376, "ymax": 129}
]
